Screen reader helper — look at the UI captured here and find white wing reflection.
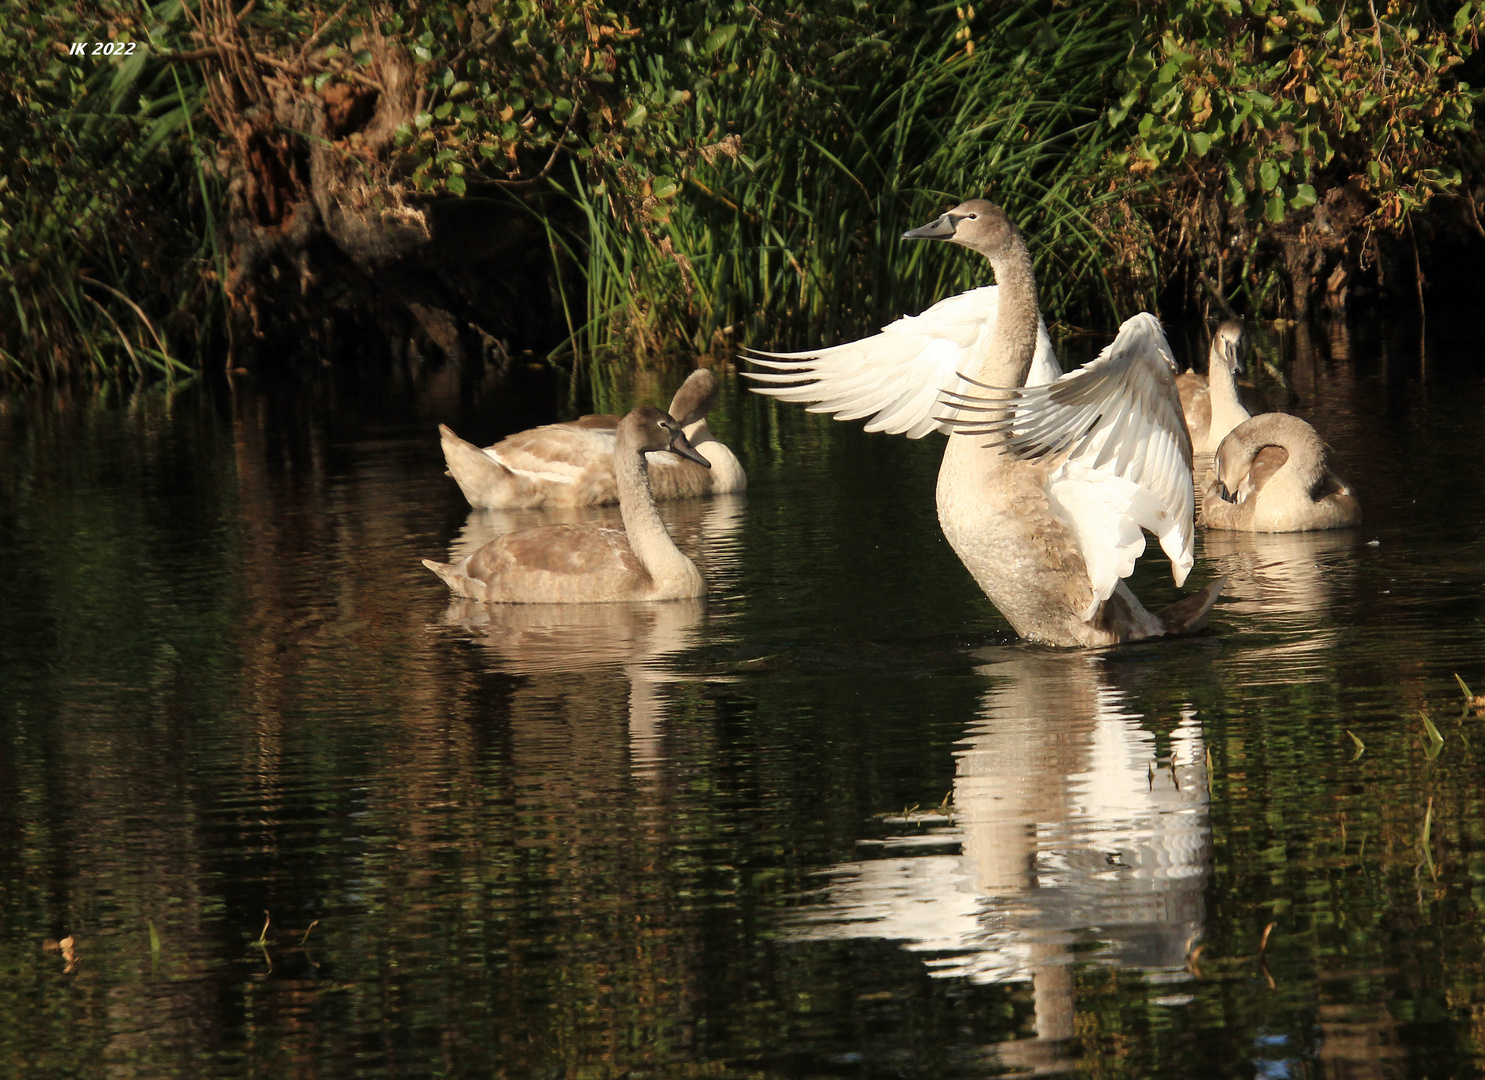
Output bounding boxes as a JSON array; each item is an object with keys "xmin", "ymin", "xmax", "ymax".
[{"xmin": 789, "ymin": 650, "xmax": 1210, "ymax": 1060}]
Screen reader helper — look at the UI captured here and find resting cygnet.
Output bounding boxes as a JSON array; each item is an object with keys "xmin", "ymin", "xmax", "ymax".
[
  {"xmin": 439, "ymin": 369, "xmax": 745, "ymax": 509},
  {"xmin": 1200, "ymin": 411, "xmax": 1360, "ymax": 532},
  {"xmin": 1176, "ymin": 319, "xmax": 1270, "ymax": 454},
  {"xmin": 423, "ymin": 407, "xmax": 711, "ymax": 602}
]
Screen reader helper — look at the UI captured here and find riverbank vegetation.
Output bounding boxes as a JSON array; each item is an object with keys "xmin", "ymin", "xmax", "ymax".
[{"xmin": 3, "ymin": 0, "xmax": 1483, "ymax": 383}]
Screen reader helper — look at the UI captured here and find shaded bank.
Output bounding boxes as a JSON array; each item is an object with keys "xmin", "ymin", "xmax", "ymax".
[{"xmin": 3, "ymin": 1, "xmax": 1484, "ymax": 383}]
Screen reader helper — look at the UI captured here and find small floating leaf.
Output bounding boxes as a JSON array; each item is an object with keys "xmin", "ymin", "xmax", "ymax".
[{"xmin": 1346, "ymin": 729, "xmax": 1365, "ymax": 759}]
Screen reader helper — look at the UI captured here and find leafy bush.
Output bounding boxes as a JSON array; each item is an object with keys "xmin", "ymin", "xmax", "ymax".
[
  {"xmin": 0, "ymin": 1, "xmax": 210, "ymax": 379},
  {"xmin": 2, "ymin": 0, "xmax": 1482, "ymax": 383}
]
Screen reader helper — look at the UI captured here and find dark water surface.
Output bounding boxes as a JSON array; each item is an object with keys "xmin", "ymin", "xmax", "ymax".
[{"xmin": 3, "ymin": 320, "xmax": 1485, "ymax": 1079}]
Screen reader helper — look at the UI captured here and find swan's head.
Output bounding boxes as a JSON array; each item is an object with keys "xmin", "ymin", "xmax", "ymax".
[
  {"xmin": 667, "ymin": 369, "xmax": 719, "ymax": 428},
  {"xmin": 1211, "ymin": 318, "xmax": 1247, "ymax": 376},
  {"xmin": 903, "ymin": 200, "xmax": 1018, "ymax": 258},
  {"xmin": 624, "ymin": 405, "xmax": 712, "ymax": 468}
]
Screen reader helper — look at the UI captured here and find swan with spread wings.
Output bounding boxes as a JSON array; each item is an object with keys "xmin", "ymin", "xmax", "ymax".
[{"xmin": 745, "ymin": 200, "xmax": 1221, "ymax": 647}]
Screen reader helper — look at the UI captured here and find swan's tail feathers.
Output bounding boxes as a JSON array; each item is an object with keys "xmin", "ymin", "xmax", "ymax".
[
  {"xmin": 421, "ymin": 557, "xmax": 485, "ymax": 599},
  {"xmin": 1155, "ymin": 577, "xmax": 1224, "ymax": 636},
  {"xmin": 439, "ymin": 424, "xmax": 522, "ymax": 509}
]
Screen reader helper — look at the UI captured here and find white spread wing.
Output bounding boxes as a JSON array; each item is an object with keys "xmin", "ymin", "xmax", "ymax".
[
  {"xmin": 744, "ymin": 286, "xmax": 1060, "ymax": 439},
  {"xmin": 944, "ymin": 312, "xmax": 1195, "ymax": 610}
]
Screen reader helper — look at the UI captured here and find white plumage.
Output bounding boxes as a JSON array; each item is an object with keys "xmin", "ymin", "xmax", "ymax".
[
  {"xmin": 944, "ymin": 313, "xmax": 1194, "ymax": 617},
  {"xmin": 744, "ymin": 286, "xmax": 1062, "ymax": 438},
  {"xmin": 743, "ymin": 196, "xmax": 1216, "ymax": 647}
]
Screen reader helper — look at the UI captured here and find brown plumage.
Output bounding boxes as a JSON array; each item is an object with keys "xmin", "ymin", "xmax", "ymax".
[
  {"xmin": 1200, "ymin": 412, "xmax": 1360, "ymax": 532},
  {"xmin": 899, "ymin": 201, "xmax": 1220, "ymax": 645},
  {"xmin": 422, "ymin": 407, "xmax": 711, "ymax": 602},
  {"xmin": 440, "ymin": 369, "xmax": 746, "ymax": 508}
]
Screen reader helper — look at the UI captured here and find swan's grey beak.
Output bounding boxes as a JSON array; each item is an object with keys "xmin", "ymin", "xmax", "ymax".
[
  {"xmin": 669, "ymin": 429, "xmax": 711, "ymax": 468},
  {"xmin": 903, "ymin": 213, "xmax": 956, "ymax": 241}
]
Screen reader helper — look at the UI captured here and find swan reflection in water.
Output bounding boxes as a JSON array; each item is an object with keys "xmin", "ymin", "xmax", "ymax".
[
  {"xmin": 437, "ymin": 597, "xmax": 704, "ymax": 783},
  {"xmin": 1201, "ymin": 528, "xmax": 1361, "ymax": 684},
  {"xmin": 432, "ymin": 494, "xmax": 744, "ymax": 781},
  {"xmin": 788, "ymin": 650, "xmax": 1210, "ymax": 1070}
]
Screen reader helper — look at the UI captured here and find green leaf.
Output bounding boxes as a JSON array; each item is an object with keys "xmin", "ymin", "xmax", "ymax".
[
  {"xmin": 1314, "ymin": 129, "xmax": 1334, "ymax": 165},
  {"xmin": 354, "ymin": 49, "xmax": 372, "ymax": 67},
  {"xmin": 1259, "ymin": 158, "xmax": 1280, "ymax": 191},
  {"xmin": 1420, "ymin": 711, "xmax": 1444, "ymax": 756},
  {"xmin": 1226, "ymin": 170, "xmax": 1248, "ymax": 206},
  {"xmin": 1190, "ymin": 130, "xmax": 1212, "ymax": 155},
  {"xmin": 704, "ymin": 24, "xmax": 740, "ymax": 54},
  {"xmin": 1290, "ymin": 183, "xmax": 1317, "ymax": 208},
  {"xmin": 413, "ymin": 45, "xmax": 432, "ymax": 63},
  {"xmin": 447, "ymin": 174, "xmax": 466, "ymax": 196},
  {"xmin": 393, "ymin": 122, "xmax": 414, "ymax": 146},
  {"xmin": 313, "ymin": 71, "xmax": 334, "ymax": 92},
  {"xmin": 434, "ymin": 101, "xmax": 453, "ymax": 120},
  {"xmin": 1359, "ymin": 93, "xmax": 1380, "ymax": 116},
  {"xmin": 652, "ymin": 175, "xmax": 678, "ymax": 199},
  {"xmin": 450, "ymin": 80, "xmax": 471, "ymax": 98},
  {"xmin": 1294, "ymin": 4, "xmax": 1323, "ymax": 23},
  {"xmin": 414, "ymin": 111, "xmax": 433, "ymax": 131},
  {"xmin": 1266, "ymin": 194, "xmax": 1285, "ymax": 222},
  {"xmin": 625, "ymin": 103, "xmax": 648, "ymax": 127}
]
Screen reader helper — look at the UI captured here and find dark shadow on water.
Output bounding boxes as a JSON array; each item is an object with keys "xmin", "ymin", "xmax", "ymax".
[{"xmin": 1, "ymin": 312, "xmax": 1484, "ymax": 1077}]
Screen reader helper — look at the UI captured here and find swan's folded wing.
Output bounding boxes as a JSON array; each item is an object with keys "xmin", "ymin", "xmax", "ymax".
[
  {"xmin": 486, "ymin": 422, "xmax": 618, "ymax": 481},
  {"xmin": 744, "ymin": 286, "xmax": 1060, "ymax": 439},
  {"xmin": 945, "ymin": 312, "xmax": 1195, "ymax": 593}
]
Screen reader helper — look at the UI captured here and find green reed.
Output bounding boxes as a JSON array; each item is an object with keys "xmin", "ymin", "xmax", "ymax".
[
  {"xmin": 1, "ymin": 0, "xmax": 218, "ymax": 383},
  {"xmin": 546, "ymin": 0, "xmax": 1142, "ymax": 379}
]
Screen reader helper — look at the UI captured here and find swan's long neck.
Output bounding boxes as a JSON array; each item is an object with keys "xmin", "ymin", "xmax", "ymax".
[
  {"xmin": 683, "ymin": 417, "xmax": 743, "ymax": 490},
  {"xmin": 615, "ymin": 430, "xmax": 700, "ymax": 589},
  {"xmin": 944, "ymin": 232, "xmax": 1039, "ymax": 474},
  {"xmin": 1207, "ymin": 342, "xmax": 1250, "ymax": 434},
  {"xmin": 1221, "ymin": 414, "xmax": 1325, "ymax": 496},
  {"xmin": 977, "ymin": 234, "xmax": 1040, "ymax": 387}
]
